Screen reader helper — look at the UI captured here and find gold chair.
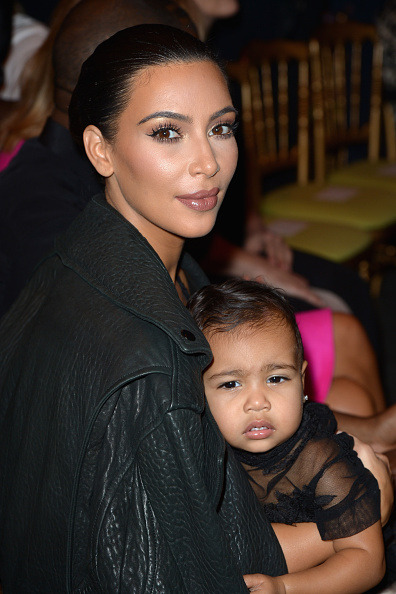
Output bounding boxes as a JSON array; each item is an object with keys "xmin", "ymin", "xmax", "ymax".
[
  {"xmin": 316, "ymin": 21, "xmax": 396, "ymax": 192},
  {"xmin": 227, "ymin": 40, "xmax": 373, "ymax": 264},
  {"xmin": 248, "ymin": 32, "xmax": 396, "ymax": 235}
]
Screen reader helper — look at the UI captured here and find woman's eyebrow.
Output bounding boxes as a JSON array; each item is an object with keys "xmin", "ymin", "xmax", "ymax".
[
  {"xmin": 209, "ymin": 106, "xmax": 238, "ymax": 121},
  {"xmin": 138, "ymin": 111, "xmax": 192, "ymax": 125},
  {"xmin": 138, "ymin": 106, "xmax": 237, "ymax": 126}
]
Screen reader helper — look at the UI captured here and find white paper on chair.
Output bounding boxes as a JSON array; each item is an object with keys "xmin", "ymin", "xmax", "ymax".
[
  {"xmin": 314, "ymin": 186, "xmax": 357, "ymax": 202},
  {"xmin": 377, "ymin": 164, "xmax": 396, "ymax": 177},
  {"xmin": 266, "ymin": 219, "xmax": 308, "ymax": 237}
]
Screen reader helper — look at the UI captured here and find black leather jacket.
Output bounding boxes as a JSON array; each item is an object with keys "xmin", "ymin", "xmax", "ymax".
[{"xmin": 0, "ymin": 194, "xmax": 286, "ymax": 592}]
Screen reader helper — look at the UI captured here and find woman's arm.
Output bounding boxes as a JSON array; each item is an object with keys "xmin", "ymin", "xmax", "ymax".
[
  {"xmin": 333, "ymin": 405, "xmax": 396, "ymax": 455},
  {"xmin": 245, "ymin": 521, "xmax": 385, "ymax": 593},
  {"xmin": 201, "ymin": 234, "xmax": 325, "ymax": 307}
]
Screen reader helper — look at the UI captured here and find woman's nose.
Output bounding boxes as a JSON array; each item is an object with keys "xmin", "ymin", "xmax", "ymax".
[{"xmin": 188, "ymin": 138, "xmax": 219, "ymax": 178}]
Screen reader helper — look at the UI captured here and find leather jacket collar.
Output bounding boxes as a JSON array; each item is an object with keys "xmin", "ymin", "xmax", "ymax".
[{"xmin": 55, "ymin": 193, "xmax": 211, "ymax": 357}]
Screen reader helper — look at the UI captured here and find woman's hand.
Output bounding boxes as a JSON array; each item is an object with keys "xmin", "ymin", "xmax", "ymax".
[
  {"xmin": 352, "ymin": 434, "xmax": 394, "ymax": 526},
  {"xmin": 250, "ymin": 266, "xmax": 326, "ymax": 308},
  {"xmin": 204, "ymin": 234, "xmax": 325, "ymax": 307},
  {"xmin": 243, "ymin": 573, "xmax": 286, "ymax": 593},
  {"xmin": 244, "ymin": 214, "xmax": 293, "ymax": 272}
]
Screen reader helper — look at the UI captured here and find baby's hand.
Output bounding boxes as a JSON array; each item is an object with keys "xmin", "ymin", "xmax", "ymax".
[{"xmin": 243, "ymin": 573, "xmax": 286, "ymax": 593}]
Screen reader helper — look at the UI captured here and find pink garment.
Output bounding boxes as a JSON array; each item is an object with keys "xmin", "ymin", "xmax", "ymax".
[
  {"xmin": 0, "ymin": 140, "xmax": 24, "ymax": 172},
  {"xmin": 295, "ymin": 308, "xmax": 335, "ymax": 404}
]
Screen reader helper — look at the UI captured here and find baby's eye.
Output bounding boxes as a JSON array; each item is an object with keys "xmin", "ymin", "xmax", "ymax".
[
  {"xmin": 149, "ymin": 125, "xmax": 181, "ymax": 142},
  {"xmin": 209, "ymin": 121, "xmax": 237, "ymax": 138},
  {"xmin": 219, "ymin": 380, "xmax": 241, "ymax": 390},
  {"xmin": 267, "ymin": 376, "xmax": 287, "ymax": 384}
]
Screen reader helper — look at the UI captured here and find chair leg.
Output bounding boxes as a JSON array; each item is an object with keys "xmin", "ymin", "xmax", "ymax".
[{"xmin": 383, "ymin": 102, "xmax": 396, "ymax": 163}]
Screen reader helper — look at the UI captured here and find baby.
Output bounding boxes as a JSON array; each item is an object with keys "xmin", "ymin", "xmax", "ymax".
[{"xmin": 187, "ymin": 278, "xmax": 385, "ymax": 593}]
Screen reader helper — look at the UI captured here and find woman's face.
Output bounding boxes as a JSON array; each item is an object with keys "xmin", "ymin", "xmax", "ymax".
[{"xmin": 97, "ymin": 60, "xmax": 238, "ymax": 257}]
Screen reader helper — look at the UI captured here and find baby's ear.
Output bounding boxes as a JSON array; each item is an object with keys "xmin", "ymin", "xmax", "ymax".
[
  {"xmin": 301, "ymin": 360, "xmax": 308, "ymax": 387},
  {"xmin": 83, "ymin": 125, "xmax": 114, "ymax": 178}
]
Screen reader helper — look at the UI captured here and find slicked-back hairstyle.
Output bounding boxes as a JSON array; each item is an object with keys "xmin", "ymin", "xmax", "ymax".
[
  {"xmin": 68, "ymin": 23, "xmax": 225, "ymax": 149},
  {"xmin": 187, "ymin": 279, "xmax": 304, "ymax": 367}
]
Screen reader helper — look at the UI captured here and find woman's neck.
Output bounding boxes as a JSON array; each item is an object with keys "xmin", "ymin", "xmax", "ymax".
[
  {"xmin": 156, "ymin": 237, "xmax": 189, "ymax": 304},
  {"xmin": 158, "ymin": 237, "xmax": 185, "ymax": 283},
  {"xmin": 52, "ymin": 87, "xmax": 72, "ymax": 129},
  {"xmin": 175, "ymin": 268, "xmax": 190, "ymax": 305},
  {"xmin": 104, "ymin": 188, "xmax": 185, "ymax": 283}
]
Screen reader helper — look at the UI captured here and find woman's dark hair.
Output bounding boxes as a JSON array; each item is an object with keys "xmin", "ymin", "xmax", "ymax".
[
  {"xmin": 187, "ymin": 279, "xmax": 304, "ymax": 367},
  {"xmin": 69, "ymin": 23, "xmax": 226, "ymax": 149}
]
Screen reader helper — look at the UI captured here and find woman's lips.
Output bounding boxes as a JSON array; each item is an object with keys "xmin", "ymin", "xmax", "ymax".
[
  {"xmin": 244, "ymin": 420, "xmax": 275, "ymax": 440},
  {"xmin": 175, "ymin": 187, "xmax": 219, "ymax": 211}
]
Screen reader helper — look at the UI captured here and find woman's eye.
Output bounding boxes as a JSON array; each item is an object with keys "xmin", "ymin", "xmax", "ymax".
[
  {"xmin": 209, "ymin": 122, "xmax": 237, "ymax": 137},
  {"xmin": 149, "ymin": 126, "xmax": 181, "ymax": 142},
  {"xmin": 267, "ymin": 376, "xmax": 287, "ymax": 385},
  {"xmin": 219, "ymin": 380, "xmax": 240, "ymax": 390}
]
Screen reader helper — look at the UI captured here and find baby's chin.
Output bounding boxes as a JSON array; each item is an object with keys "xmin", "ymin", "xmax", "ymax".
[{"xmin": 234, "ymin": 441, "xmax": 274, "ymax": 454}]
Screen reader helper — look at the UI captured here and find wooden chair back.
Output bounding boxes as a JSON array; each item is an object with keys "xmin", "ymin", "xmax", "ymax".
[
  {"xmin": 313, "ymin": 22, "xmax": 383, "ymax": 164},
  {"xmin": 228, "ymin": 39, "xmax": 324, "ymax": 209}
]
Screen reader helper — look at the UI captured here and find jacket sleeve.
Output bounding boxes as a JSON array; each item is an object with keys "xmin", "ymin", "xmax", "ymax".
[
  {"xmin": 219, "ymin": 443, "xmax": 288, "ymax": 577},
  {"xmin": 83, "ymin": 401, "xmax": 252, "ymax": 593},
  {"xmin": 72, "ymin": 379, "xmax": 286, "ymax": 592},
  {"xmin": 131, "ymin": 407, "xmax": 253, "ymax": 593}
]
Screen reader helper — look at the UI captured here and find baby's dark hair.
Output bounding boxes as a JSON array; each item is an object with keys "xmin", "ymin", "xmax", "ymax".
[{"xmin": 187, "ymin": 279, "xmax": 304, "ymax": 367}]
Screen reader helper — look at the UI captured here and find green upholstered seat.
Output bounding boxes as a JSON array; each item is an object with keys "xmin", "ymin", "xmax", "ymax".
[
  {"xmin": 327, "ymin": 160, "xmax": 396, "ymax": 193},
  {"xmin": 261, "ymin": 183, "xmax": 396, "ymax": 231},
  {"xmin": 264, "ymin": 216, "xmax": 373, "ymax": 262}
]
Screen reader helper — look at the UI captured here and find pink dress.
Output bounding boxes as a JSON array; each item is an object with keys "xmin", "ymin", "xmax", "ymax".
[
  {"xmin": 295, "ymin": 308, "xmax": 334, "ymax": 404},
  {"xmin": 0, "ymin": 139, "xmax": 24, "ymax": 171}
]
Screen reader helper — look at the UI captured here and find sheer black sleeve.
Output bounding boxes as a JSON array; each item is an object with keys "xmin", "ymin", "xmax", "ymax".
[{"xmin": 233, "ymin": 403, "xmax": 381, "ymax": 541}]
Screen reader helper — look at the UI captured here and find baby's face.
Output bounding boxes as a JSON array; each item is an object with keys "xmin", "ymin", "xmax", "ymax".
[{"xmin": 203, "ymin": 322, "xmax": 307, "ymax": 453}]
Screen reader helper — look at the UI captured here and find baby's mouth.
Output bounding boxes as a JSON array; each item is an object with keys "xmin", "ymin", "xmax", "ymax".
[{"xmin": 243, "ymin": 420, "xmax": 275, "ymax": 439}]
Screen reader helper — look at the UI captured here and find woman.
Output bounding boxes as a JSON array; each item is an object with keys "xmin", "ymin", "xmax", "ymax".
[
  {"xmin": 0, "ymin": 23, "xmax": 286, "ymax": 593},
  {"xmin": 0, "ymin": 24, "xmax": 390, "ymax": 593}
]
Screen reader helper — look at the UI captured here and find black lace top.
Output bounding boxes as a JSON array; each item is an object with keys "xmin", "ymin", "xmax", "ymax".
[{"xmin": 233, "ymin": 403, "xmax": 380, "ymax": 541}]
